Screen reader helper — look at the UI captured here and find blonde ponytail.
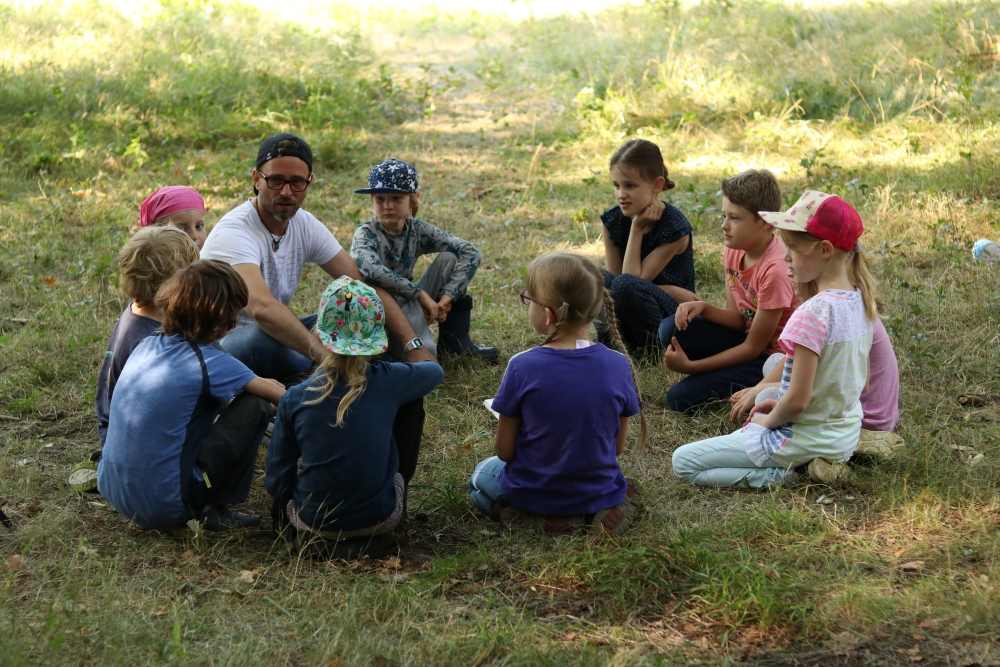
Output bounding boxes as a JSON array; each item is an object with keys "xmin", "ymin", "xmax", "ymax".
[
  {"xmin": 304, "ymin": 353, "xmax": 373, "ymax": 426},
  {"xmin": 779, "ymin": 229, "xmax": 879, "ymax": 321},
  {"xmin": 847, "ymin": 247, "xmax": 879, "ymax": 321}
]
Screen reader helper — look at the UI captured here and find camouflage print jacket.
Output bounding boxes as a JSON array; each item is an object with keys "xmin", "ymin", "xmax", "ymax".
[{"xmin": 350, "ymin": 216, "xmax": 482, "ymax": 303}]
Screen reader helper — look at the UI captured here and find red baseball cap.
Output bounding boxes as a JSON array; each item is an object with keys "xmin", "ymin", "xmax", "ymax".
[{"xmin": 759, "ymin": 191, "xmax": 864, "ymax": 252}]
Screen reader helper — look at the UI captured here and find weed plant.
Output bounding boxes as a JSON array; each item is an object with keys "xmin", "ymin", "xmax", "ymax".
[{"xmin": 1, "ymin": 0, "xmax": 1000, "ymax": 664}]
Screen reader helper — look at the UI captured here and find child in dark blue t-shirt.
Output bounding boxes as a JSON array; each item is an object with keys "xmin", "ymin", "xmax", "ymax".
[
  {"xmin": 266, "ymin": 277, "xmax": 443, "ymax": 560},
  {"xmin": 70, "ymin": 226, "xmax": 202, "ymax": 495},
  {"xmin": 469, "ymin": 253, "xmax": 645, "ymax": 536},
  {"xmin": 600, "ymin": 139, "xmax": 697, "ymax": 353},
  {"xmin": 95, "ymin": 226, "xmax": 201, "ymax": 448}
]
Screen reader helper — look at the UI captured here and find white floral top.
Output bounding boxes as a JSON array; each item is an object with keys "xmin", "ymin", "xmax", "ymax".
[{"xmin": 743, "ymin": 289, "xmax": 873, "ymax": 466}]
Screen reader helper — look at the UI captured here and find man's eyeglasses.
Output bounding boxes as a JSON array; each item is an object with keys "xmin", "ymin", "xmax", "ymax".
[
  {"xmin": 258, "ymin": 172, "xmax": 313, "ymax": 192},
  {"xmin": 519, "ymin": 290, "xmax": 534, "ymax": 306}
]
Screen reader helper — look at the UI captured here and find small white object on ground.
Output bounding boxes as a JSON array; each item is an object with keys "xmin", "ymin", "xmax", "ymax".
[{"xmin": 972, "ymin": 239, "xmax": 1000, "ymax": 262}]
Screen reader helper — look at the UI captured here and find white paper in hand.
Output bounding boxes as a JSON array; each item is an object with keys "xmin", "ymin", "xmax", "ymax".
[{"xmin": 483, "ymin": 398, "xmax": 500, "ymax": 420}]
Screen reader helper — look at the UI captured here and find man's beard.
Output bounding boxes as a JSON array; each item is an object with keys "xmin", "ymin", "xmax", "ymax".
[{"xmin": 261, "ymin": 194, "xmax": 300, "ymax": 223}]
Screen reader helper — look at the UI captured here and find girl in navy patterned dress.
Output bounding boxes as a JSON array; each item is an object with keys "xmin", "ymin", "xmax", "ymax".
[{"xmin": 600, "ymin": 139, "xmax": 697, "ymax": 353}]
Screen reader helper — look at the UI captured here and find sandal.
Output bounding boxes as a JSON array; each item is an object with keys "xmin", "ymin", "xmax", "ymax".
[
  {"xmin": 589, "ymin": 501, "xmax": 636, "ymax": 537},
  {"xmin": 589, "ymin": 478, "xmax": 644, "ymax": 537},
  {"xmin": 623, "ymin": 478, "xmax": 643, "ymax": 508}
]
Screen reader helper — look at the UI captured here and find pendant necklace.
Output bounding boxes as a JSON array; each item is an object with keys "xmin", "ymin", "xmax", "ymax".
[{"xmin": 254, "ymin": 199, "xmax": 286, "ymax": 252}]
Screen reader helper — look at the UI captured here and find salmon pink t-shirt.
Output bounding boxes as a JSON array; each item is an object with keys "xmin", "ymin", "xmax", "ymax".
[{"xmin": 723, "ymin": 235, "xmax": 799, "ymax": 355}]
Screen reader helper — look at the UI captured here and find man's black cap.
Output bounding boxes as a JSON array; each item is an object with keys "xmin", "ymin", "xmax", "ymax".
[{"xmin": 256, "ymin": 133, "xmax": 313, "ymax": 172}]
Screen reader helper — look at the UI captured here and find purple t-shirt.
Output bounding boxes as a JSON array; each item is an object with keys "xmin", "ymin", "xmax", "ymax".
[
  {"xmin": 492, "ymin": 344, "xmax": 640, "ymax": 515},
  {"xmin": 861, "ymin": 318, "xmax": 900, "ymax": 431}
]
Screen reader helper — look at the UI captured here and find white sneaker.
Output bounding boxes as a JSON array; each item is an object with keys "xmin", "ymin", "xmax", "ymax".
[
  {"xmin": 854, "ymin": 430, "xmax": 905, "ymax": 460},
  {"xmin": 807, "ymin": 458, "xmax": 852, "ymax": 485}
]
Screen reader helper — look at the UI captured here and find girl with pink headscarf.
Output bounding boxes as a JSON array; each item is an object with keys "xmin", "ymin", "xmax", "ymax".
[{"xmin": 139, "ymin": 186, "xmax": 207, "ymax": 249}]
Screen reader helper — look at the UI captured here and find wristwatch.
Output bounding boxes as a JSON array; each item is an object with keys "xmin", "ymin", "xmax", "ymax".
[{"xmin": 403, "ymin": 338, "xmax": 425, "ymax": 354}]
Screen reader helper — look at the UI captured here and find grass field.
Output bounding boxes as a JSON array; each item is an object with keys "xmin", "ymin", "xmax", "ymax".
[{"xmin": 2, "ymin": 0, "xmax": 1000, "ymax": 664}]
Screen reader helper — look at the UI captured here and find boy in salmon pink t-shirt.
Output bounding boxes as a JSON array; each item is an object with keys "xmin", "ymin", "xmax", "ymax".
[{"xmin": 659, "ymin": 170, "xmax": 798, "ymax": 412}]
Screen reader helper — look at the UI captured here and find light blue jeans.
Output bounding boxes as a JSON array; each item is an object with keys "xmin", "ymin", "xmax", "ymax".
[
  {"xmin": 468, "ymin": 456, "xmax": 510, "ymax": 516},
  {"xmin": 672, "ymin": 430, "xmax": 797, "ymax": 489},
  {"xmin": 220, "ymin": 314, "xmax": 318, "ymax": 380}
]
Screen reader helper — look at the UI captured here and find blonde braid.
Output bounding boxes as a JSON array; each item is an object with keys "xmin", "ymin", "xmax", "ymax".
[
  {"xmin": 602, "ymin": 289, "xmax": 648, "ymax": 453},
  {"xmin": 538, "ymin": 303, "xmax": 569, "ymax": 347}
]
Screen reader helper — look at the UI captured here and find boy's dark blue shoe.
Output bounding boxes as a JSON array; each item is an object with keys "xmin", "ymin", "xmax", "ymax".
[{"xmin": 202, "ymin": 506, "xmax": 261, "ymax": 532}]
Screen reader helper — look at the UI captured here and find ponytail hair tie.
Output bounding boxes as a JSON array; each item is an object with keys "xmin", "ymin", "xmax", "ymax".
[{"xmin": 852, "ymin": 241, "xmax": 862, "ymax": 253}]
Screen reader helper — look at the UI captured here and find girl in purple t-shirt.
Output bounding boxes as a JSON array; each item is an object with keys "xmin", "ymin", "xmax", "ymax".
[{"xmin": 469, "ymin": 253, "xmax": 646, "ymax": 536}]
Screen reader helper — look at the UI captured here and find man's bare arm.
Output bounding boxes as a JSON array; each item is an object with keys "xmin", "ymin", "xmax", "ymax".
[{"xmin": 233, "ymin": 263, "xmax": 326, "ymax": 364}]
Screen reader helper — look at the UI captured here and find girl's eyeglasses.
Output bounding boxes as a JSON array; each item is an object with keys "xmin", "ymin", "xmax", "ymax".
[{"xmin": 518, "ymin": 289, "xmax": 534, "ymax": 306}]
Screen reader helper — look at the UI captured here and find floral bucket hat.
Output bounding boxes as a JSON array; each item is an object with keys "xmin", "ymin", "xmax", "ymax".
[{"xmin": 316, "ymin": 277, "xmax": 388, "ymax": 356}]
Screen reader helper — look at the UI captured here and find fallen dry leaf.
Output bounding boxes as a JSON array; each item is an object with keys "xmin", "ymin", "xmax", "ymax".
[
  {"xmin": 899, "ymin": 561, "xmax": 925, "ymax": 573},
  {"xmin": 5, "ymin": 554, "xmax": 28, "ymax": 573},
  {"xmin": 327, "ymin": 660, "xmax": 344, "ymax": 667},
  {"xmin": 239, "ymin": 570, "xmax": 256, "ymax": 583},
  {"xmin": 912, "ymin": 632, "xmax": 927, "ymax": 641},
  {"xmin": 894, "ymin": 548, "xmax": 906, "ymax": 558},
  {"xmin": 180, "ymin": 550, "xmax": 194, "ymax": 559},
  {"xmin": 919, "ymin": 620, "xmax": 932, "ymax": 628},
  {"xmin": 957, "ymin": 394, "xmax": 994, "ymax": 407}
]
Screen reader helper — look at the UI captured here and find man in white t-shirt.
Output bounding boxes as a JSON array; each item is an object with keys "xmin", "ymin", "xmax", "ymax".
[
  {"xmin": 202, "ymin": 133, "xmax": 435, "ymax": 378},
  {"xmin": 202, "ymin": 134, "xmax": 436, "ymax": 489}
]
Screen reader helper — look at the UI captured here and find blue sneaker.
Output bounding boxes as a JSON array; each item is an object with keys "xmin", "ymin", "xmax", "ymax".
[{"xmin": 202, "ymin": 506, "xmax": 261, "ymax": 532}]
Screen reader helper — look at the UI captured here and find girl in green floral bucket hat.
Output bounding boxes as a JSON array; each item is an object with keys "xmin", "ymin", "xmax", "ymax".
[{"xmin": 265, "ymin": 276, "xmax": 444, "ymax": 560}]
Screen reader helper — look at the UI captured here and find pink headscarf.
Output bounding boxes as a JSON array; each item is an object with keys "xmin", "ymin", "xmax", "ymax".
[{"xmin": 138, "ymin": 186, "xmax": 205, "ymax": 227}]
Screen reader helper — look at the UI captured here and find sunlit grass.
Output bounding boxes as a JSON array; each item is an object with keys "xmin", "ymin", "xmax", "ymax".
[{"xmin": 2, "ymin": 0, "xmax": 1000, "ymax": 663}]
